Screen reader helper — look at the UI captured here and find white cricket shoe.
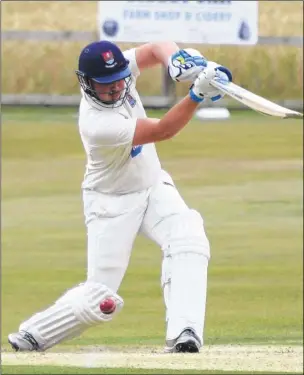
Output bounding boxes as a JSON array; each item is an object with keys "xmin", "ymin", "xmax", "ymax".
[
  {"xmin": 164, "ymin": 328, "xmax": 201, "ymax": 353},
  {"xmin": 8, "ymin": 331, "xmax": 41, "ymax": 352}
]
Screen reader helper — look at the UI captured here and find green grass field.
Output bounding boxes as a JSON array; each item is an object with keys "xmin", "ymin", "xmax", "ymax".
[{"xmin": 1, "ymin": 106, "xmax": 303, "ymax": 374}]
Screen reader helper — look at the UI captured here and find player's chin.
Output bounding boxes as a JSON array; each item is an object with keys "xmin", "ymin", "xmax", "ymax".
[
  {"xmin": 111, "ymin": 93, "xmax": 121, "ymax": 101},
  {"xmin": 98, "ymin": 95, "xmax": 118, "ymax": 105}
]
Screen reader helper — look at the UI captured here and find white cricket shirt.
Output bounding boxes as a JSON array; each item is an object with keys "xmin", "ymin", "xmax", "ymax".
[{"xmin": 78, "ymin": 48, "xmax": 162, "ymax": 194}]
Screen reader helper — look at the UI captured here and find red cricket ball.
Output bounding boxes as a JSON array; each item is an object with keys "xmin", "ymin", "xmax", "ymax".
[{"xmin": 100, "ymin": 298, "xmax": 116, "ymax": 314}]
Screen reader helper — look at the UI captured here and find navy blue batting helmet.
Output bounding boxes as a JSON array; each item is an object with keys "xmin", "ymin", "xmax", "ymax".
[{"xmin": 76, "ymin": 41, "xmax": 132, "ymax": 107}]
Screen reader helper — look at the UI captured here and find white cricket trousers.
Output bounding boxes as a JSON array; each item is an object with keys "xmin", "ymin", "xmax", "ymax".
[{"xmin": 83, "ymin": 169, "xmax": 210, "ymax": 342}]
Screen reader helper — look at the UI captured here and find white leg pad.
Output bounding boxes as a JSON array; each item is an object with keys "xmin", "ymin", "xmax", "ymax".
[
  {"xmin": 161, "ymin": 209, "xmax": 210, "ymax": 343},
  {"xmin": 19, "ymin": 282, "xmax": 123, "ymax": 351}
]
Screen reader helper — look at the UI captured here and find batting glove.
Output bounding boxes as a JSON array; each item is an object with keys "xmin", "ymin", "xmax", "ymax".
[
  {"xmin": 189, "ymin": 61, "xmax": 233, "ymax": 103},
  {"xmin": 168, "ymin": 48, "xmax": 207, "ymax": 82}
]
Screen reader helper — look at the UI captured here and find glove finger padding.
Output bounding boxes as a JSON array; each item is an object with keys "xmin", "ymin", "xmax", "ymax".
[
  {"xmin": 189, "ymin": 62, "xmax": 233, "ymax": 103},
  {"xmin": 204, "ymin": 62, "xmax": 233, "ymax": 102},
  {"xmin": 215, "ymin": 65, "xmax": 233, "ymax": 83},
  {"xmin": 189, "ymin": 65, "xmax": 217, "ymax": 103},
  {"xmin": 168, "ymin": 48, "xmax": 207, "ymax": 82}
]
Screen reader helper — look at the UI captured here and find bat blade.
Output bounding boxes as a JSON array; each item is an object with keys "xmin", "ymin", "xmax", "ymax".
[{"xmin": 210, "ymin": 80, "xmax": 303, "ymax": 119}]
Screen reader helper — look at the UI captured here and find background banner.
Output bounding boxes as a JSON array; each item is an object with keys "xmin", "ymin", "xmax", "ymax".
[{"xmin": 98, "ymin": 1, "xmax": 258, "ymax": 45}]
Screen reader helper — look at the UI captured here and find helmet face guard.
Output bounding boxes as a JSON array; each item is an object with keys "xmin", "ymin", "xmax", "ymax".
[
  {"xmin": 76, "ymin": 70, "xmax": 132, "ymax": 108},
  {"xmin": 76, "ymin": 41, "xmax": 132, "ymax": 108}
]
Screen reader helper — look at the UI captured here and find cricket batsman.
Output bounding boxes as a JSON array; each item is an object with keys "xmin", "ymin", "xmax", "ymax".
[{"xmin": 8, "ymin": 40, "xmax": 232, "ymax": 353}]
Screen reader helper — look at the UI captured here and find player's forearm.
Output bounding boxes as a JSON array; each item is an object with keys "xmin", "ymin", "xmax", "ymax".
[
  {"xmin": 157, "ymin": 96, "xmax": 199, "ymax": 140},
  {"xmin": 133, "ymin": 95, "xmax": 199, "ymax": 146},
  {"xmin": 150, "ymin": 41, "xmax": 180, "ymax": 67},
  {"xmin": 135, "ymin": 42, "xmax": 180, "ymax": 71}
]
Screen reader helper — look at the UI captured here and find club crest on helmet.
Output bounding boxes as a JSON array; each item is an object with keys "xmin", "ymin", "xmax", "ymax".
[{"xmin": 102, "ymin": 51, "xmax": 117, "ymax": 68}]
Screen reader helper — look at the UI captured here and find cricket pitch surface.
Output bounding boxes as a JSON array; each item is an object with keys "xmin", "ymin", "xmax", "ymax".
[{"xmin": 2, "ymin": 345, "xmax": 303, "ymax": 373}]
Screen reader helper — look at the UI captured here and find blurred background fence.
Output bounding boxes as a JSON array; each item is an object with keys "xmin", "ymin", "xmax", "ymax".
[{"xmin": 2, "ymin": 1, "xmax": 303, "ymax": 109}]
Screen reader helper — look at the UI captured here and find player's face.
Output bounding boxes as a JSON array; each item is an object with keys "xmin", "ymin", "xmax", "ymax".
[{"xmin": 92, "ymin": 80, "xmax": 125, "ymax": 103}]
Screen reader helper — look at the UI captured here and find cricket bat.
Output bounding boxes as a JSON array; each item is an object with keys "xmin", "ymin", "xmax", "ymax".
[{"xmin": 210, "ymin": 79, "xmax": 303, "ymax": 119}]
